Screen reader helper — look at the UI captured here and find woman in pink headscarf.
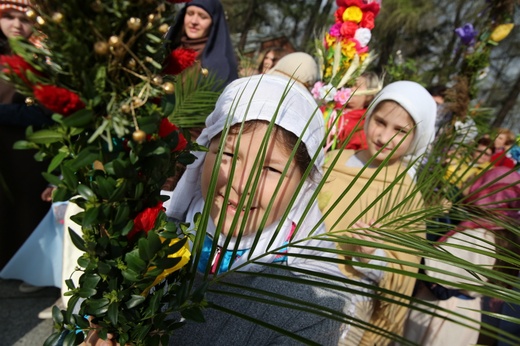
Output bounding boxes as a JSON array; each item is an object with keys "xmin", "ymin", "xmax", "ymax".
[{"xmin": 404, "ymin": 166, "xmax": 520, "ymax": 346}]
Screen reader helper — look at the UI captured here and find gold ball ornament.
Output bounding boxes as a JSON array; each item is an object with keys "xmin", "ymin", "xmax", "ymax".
[
  {"xmin": 132, "ymin": 130, "xmax": 147, "ymax": 144},
  {"xmin": 25, "ymin": 97, "xmax": 35, "ymax": 106},
  {"xmin": 152, "ymin": 75, "xmax": 163, "ymax": 85},
  {"xmin": 127, "ymin": 17, "xmax": 142, "ymax": 31},
  {"xmin": 25, "ymin": 9, "xmax": 36, "ymax": 20},
  {"xmin": 94, "ymin": 41, "xmax": 109, "ymax": 55},
  {"xmin": 148, "ymin": 14, "xmax": 155, "ymax": 22},
  {"xmin": 36, "ymin": 16, "xmax": 45, "ymax": 25},
  {"xmin": 127, "ymin": 58, "xmax": 137, "ymax": 69},
  {"xmin": 120, "ymin": 104, "xmax": 131, "ymax": 114},
  {"xmin": 108, "ymin": 35, "xmax": 121, "ymax": 47},
  {"xmin": 158, "ymin": 23, "xmax": 169, "ymax": 35},
  {"xmin": 201, "ymin": 68, "xmax": 209, "ymax": 77},
  {"xmin": 51, "ymin": 12, "xmax": 64, "ymax": 24},
  {"xmin": 91, "ymin": 0, "xmax": 103, "ymax": 13},
  {"xmin": 162, "ymin": 82, "xmax": 175, "ymax": 94}
]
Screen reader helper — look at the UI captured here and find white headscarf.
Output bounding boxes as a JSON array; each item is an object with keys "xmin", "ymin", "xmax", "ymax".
[
  {"xmin": 364, "ymin": 80, "xmax": 436, "ymax": 177},
  {"xmin": 166, "ymin": 74, "xmax": 328, "ymax": 272}
]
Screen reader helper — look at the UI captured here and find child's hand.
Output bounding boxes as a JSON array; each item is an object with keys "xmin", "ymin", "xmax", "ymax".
[
  {"xmin": 351, "ymin": 220, "xmax": 384, "ymax": 263},
  {"xmin": 80, "ymin": 317, "xmax": 126, "ymax": 346}
]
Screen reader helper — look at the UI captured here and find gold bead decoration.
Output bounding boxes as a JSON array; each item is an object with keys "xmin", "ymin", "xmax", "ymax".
[
  {"xmin": 162, "ymin": 82, "xmax": 175, "ymax": 94},
  {"xmin": 148, "ymin": 14, "xmax": 155, "ymax": 22},
  {"xmin": 51, "ymin": 12, "xmax": 63, "ymax": 23},
  {"xmin": 158, "ymin": 23, "xmax": 169, "ymax": 35},
  {"xmin": 152, "ymin": 75, "xmax": 163, "ymax": 85},
  {"xmin": 120, "ymin": 104, "xmax": 131, "ymax": 114},
  {"xmin": 132, "ymin": 130, "xmax": 147, "ymax": 144},
  {"xmin": 127, "ymin": 17, "xmax": 142, "ymax": 31},
  {"xmin": 201, "ymin": 68, "xmax": 209, "ymax": 77},
  {"xmin": 127, "ymin": 58, "xmax": 137, "ymax": 69},
  {"xmin": 108, "ymin": 35, "xmax": 121, "ymax": 47},
  {"xmin": 25, "ymin": 9, "xmax": 36, "ymax": 20},
  {"xmin": 94, "ymin": 41, "xmax": 109, "ymax": 55},
  {"xmin": 25, "ymin": 97, "xmax": 34, "ymax": 106},
  {"xmin": 36, "ymin": 16, "xmax": 45, "ymax": 25},
  {"xmin": 91, "ymin": 0, "xmax": 103, "ymax": 13},
  {"xmin": 132, "ymin": 96, "xmax": 144, "ymax": 107}
]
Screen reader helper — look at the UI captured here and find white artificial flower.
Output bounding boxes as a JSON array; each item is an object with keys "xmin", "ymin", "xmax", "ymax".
[
  {"xmin": 354, "ymin": 28, "xmax": 372, "ymax": 47},
  {"xmin": 320, "ymin": 83, "xmax": 337, "ymax": 102}
]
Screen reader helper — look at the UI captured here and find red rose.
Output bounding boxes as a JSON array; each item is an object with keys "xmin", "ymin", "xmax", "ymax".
[
  {"xmin": 33, "ymin": 85, "xmax": 85, "ymax": 116},
  {"xmin": 0, "ymin": 54, "xmax": 40, "ymax": 83},
  {"xmin": 340, "ymin": 21, "xmax": 358, "ymax": 38},
  {"xmin": 127, "ymin": 202, "xmax": 164, "ymax": 239},
  {"xmin": 360, "ymin": 11, "xmax": 376, "ymax": 29},
  {"xmin": 163, "ymin": 48, "xmax": 198, "ymax": 75}
]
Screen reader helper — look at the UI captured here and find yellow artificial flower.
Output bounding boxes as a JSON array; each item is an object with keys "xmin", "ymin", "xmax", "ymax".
[
  {"xmin": 325, "ymin": 33, "xmax": 337, "ymax": 47},
  {"xmin": 359, "ymin": 52, "xmax": 368, "ymax": 62},
  {"xmin": 342, "ymin": 6, "xmax": 363, "ymax": 23},
  {"xmin": 490, "ymin": 23, "xmax": 514, "ymax": 42},
  {"xmin": 341, "ymin": 40, "xmax": 357, "ymax": 60},
  {"xmin": 142, "ymin": 237, "xmax": 191, "ymax": 295},
  {"xmin": 325, "ymin": 66, "xmax": 333, "ymax": 79}
]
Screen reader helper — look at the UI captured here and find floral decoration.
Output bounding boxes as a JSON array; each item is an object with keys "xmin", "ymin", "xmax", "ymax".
[
  {"xmin": 455, "ymin": 23, "xmax": 478, "ymax": 46},
  {"xmin": 33, "ymin": 84, "xmax": 85, "ymax": 116},
  {"xmin": 314, "ymin": 0, "xmax": 381, "ymax": 150},
  {"xmin": 0, "ymin": 53, "xmax": 41, "ymax": 83},
  {"xmin": 163, "ymin": 47, "xmax": 198, "ymax": 75}
]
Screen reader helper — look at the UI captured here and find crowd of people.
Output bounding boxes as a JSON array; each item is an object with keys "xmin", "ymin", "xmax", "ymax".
[{"xmin": 1, "ymin": 0, "xmax": 519, "ymax": 345}]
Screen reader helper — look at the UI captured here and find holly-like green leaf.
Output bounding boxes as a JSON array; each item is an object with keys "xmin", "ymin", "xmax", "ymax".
[
  {"xmin": 26, "ymin": 129, "xmax": 64, "ymax": 144},
  {"xmin": 62, "ymin": 109, "xmax": 94, "ymax": 128},
  {"xmin": 126, "ymin": 295, "xmax": 146, "ymax": 309},
  {"xmin": 77, "ymin": 184, "xmax": 97, "ymax": 202},
  {"xmin": 68, "ymin": 227, "xmax": 87, "ymax": 252},
  {"xmin": 108, "ymin": 303, "xmax": 119, "ymax": 325},
  {"xmin": 85, "ymin": 298, "xmax": 110, "ymax": 315}
]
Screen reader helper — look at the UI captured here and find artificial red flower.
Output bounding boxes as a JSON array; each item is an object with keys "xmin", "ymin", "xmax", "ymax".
[
  {"xmin": 340, "ymin": 21, "xmax": 358, "ymax": 38},
  {"xmin": 0, "ymin": 54, "xmax": 40, "ymax": 82},
  {"xmin": 360, "ymin": 11, "xmax": 376, "ymax": 30},
  {"xmin": 158, "ymin": 117, "xmax": 178, "ymax": 138},
  {"xmin": 127, "ymin": 202, "xmax": 164, "ymax": 239},
  {"xmin": 337, "ymin": 0, "xmax": 380, "ymax": 16},
  {"xmin": 334, "ymin": 7, "xmax": 346, "ymax": 23},
  {"xmin": 173, "ymin": 132, "xmax": 187, "ymax": 152},
  {"xmin": 157, "ymin": 118, "xmax": 187, "ymax": 152},
  {"xmin": 33, "ymin": 85, "xmax": 85, "ymax": 116},
  {"xmin": 163, "ymin": 47, "xmax": 198, "ymax": 75}
]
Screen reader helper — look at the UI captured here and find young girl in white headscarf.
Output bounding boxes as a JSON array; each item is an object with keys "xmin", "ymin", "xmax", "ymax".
[
  {"xmin": 163, "ymin": 74, "xmax": 349, "ymax": 345},
  {"xmin": 319, "ymin": 81, "xmax": 436, "ymax": 346}
]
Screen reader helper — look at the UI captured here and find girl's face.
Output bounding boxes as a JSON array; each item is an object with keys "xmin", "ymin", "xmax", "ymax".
[
  {"xmin": 0, "ymin": 9, "xmax": 33, "ymax": 39},
  {"xmin": 261, "ymin": 51, "xmax": 276, "ymax": 73},
  {"xmin": 347, "ymin": 76, "xmax": 369, "ymax": 110},
  {"xmin": 366, "ymin": 101, "xmax": 415, "ymax": 166},
  {"xmin": 201, "ymin": 122, "xmax": 303, "ymax": 237},
  {"xmin": 183, "ymin": 6, "xmax": 212, "ymax": 40},
  {"xmin": 474, "ymin": 144, "xmax": 493, "ymax": 164},
  {"xmin": 494, "ymin": 133, "xmax": 507, "ymax": 150}
]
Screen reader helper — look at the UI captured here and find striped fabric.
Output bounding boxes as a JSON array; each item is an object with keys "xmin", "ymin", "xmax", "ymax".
[{"xmin": 0, "ymin": 0, "xmax": 33, "ymax": 14}]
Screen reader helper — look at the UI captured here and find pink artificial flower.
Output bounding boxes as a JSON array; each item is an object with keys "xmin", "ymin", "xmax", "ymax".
[
  {"xmin": 334, "ymin": 88, "xmax": 352, "ymax": 106},
  {"xmin": 329, "ymin": 23, "xmax": 342, "ymax": 37},
  {"xmin": 311, "ymin": 81, "xmax": 325, "ymax": 100}
]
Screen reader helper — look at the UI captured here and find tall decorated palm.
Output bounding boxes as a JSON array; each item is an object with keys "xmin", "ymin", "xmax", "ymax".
[{"xmin": 1, "ymin": 1, "xmax": 220, "ymax": 345}]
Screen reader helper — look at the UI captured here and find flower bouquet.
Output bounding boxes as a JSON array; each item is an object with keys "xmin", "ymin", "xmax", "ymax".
[
  {"xmin": 0, "ymin": 1, "xmax": 221, "ymax": 345},
  {"xmin": 313, "ymin": 0, "xmax": 381, "ymax": 150}
]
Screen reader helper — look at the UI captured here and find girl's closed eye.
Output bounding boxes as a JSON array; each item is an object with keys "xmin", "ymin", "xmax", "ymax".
[{"xmin": 264, "ymin": 165, "xmax": 283, "ymax": 174}]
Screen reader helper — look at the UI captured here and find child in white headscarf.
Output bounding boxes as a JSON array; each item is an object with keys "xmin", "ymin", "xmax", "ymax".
[
  {"xmin": 163, "ymin": 74, "xmax": 349, "ymax": 345},
  {"xmin": 318, "ymin": 81, "xmax": 436, "ymax": 346}
]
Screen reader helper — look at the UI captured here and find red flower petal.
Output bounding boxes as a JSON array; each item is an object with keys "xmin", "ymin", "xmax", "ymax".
[
  {"xmin": 33, "ymin": 85, "xmax": 85, "ymax": 116},
  {"xmin": 163, "ymin": 48, "xmax": 198, "ymax": 75}
]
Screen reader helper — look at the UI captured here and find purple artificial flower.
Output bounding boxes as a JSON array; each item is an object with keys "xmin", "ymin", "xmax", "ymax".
[{"xmin": 455, "ymin": 23, "xmax": 478, "ymax": 46}]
